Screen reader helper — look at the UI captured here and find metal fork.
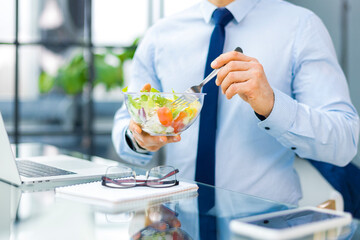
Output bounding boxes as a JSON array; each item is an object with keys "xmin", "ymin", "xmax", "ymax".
[{"xmin": 172, "ymin": 47, "xmax": 243, "ymax": 108}]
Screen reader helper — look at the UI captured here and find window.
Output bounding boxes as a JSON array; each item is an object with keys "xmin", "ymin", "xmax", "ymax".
[{"xmin": 0, "ymin": 0, "xmax": 201, "ymax": 159}]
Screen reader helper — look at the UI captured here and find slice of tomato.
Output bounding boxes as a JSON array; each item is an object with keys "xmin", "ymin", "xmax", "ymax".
[
  {"xmin": 172, "ymin": 121, "xmax": 184, "ymax": 133},
  {"xmin": 157, "ymin": 107, "xmax": 173, "ymax": 127},
  {"xmin": 175, "ymin": 111, "xmax": 187, "ymax": 122}
]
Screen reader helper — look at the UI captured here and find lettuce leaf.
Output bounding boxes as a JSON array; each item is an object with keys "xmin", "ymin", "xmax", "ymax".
[
  {"xmin": 128, "ymin": 95, "xmax": 141, "ymax": 109},
  {"xmin": 150, "ymin": 88, "xmax": 160, "ymax": 93}
]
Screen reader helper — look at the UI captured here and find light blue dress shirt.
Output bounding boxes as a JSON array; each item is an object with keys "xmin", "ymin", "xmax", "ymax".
[{"xmin": 112, "ymin": 0, "xmax": 359, "ymax": 205}]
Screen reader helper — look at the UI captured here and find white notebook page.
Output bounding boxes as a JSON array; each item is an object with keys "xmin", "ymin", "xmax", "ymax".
[{"xmin": 56, "ymin": 180, "xmax": 198, "ymax": 209}]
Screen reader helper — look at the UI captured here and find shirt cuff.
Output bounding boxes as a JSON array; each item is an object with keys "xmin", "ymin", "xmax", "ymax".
[{"xmin": 258, "ymin": 88, "xmax": 298, "ymax": 139}]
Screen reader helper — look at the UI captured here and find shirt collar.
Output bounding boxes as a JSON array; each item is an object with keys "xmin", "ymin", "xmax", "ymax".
[{"xmin": 200, "ymin": 0, "xmax": 260, "ymax": 24}]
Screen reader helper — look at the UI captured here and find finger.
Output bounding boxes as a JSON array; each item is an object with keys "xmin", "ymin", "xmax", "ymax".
[
  {"xmin": 134, "ymin": 138, "xmax": 162, "ymax": 152},
  {"xmin": 131, "ymin": 136, "xmax": 146, "ymax": 148},
  {"xmin": 166, "ymin": 135, "xmax": 181, "ymax": 143},
  {"xmin": 161, "ymin": 215, "xmax": 181, "ymax": 228},
  {"xmin": 161, "ymin": 136, "xmax": 168, "ymax": 142},
  {"xmin": 128, "ymin": 121, "xmax": 159, "ymax": 150},
  {"xmin": 134, "ymin": 134, "xmax": 166, "ymax": 149},
  {"xmin": 220, "ymin": 70, "xmax": 252, "ymax": 95},
  {"xmin": 129, "ymin": 120, "xmax": 142, "ymax": 134},
  {"xmin": 169, "ymin": 218, "xmax": 181, "ymax": 228},
  {"xmin": 159, "ymin": 205, "xmax": 182, "ymax": 228},
  {"xmin": 141, "ymin": 135, "xmax": 180, "ymax": 149},
  {"xmin": 224, "ymin": 81, "xmax": 252, "ymax": 100},
  {"xmin": 141, "ymin": 83, "xmax": 151, "ymax": 92},
  {"xmin": 224, "ymin": 82, "xmax": 243, "ymax": 100},
  {"xmin": 216, "ymin": 61, "xmax": 252, "ymax": 86},
  {"xmin": 137, "ymin": 135, "xmax": 166, "ymax": 143},
  {"xmin": 211, "ymin": 50, "xmax": 253, "ymax": 69}
]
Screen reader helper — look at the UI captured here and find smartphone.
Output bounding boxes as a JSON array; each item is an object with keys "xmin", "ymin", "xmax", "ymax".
[{"xmin": 230, "ymin": 207, "xmax": 352, "ymax": 239}]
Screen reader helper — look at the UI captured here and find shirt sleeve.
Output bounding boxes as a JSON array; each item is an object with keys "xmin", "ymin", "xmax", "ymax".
[
  {"xmin": 258, "ymin": 13, "xmax": 359, "ymax": 167},
  {"xmin": 112, "ymin": 27, "xmax": 161, "ymax": 165}
]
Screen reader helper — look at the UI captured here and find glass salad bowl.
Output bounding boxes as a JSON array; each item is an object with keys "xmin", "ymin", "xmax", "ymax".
[{"xmin": 124, "ymin": 91, "xmax": 205, "ymax": 136}]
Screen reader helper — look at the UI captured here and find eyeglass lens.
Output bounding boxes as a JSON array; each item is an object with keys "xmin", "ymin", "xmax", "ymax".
[
  {"xmin": 102, "ymin": 166, "xmax": 178, "ymax": 188},
  {"xmin": 103, "ymin": 166, "xmax": 136, "ymax": 188},
  {"xmin": 147, "ymin": 166, "xmax": 177, "ymax": 188}
]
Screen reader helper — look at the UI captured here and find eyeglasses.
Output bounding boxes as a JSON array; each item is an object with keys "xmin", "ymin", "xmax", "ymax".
[{"xmin": 101, "ymin": 165, "xmax": 179, "ymax": 188}]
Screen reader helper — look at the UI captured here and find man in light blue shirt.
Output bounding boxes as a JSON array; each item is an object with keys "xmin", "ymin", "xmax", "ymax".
[{"xmin": 112, "ymin": 0, "xmax": 359, "ymax": 205}]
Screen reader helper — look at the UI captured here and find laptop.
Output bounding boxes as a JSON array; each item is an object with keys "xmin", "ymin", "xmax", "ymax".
[{"xmin": 0, "ymin": 113, "xmax": 109, "ymax": 188}]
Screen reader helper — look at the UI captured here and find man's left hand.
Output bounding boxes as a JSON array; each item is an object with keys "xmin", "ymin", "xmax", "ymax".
[{"xmin": 212, "ymin": 50, "xmax": 274, "ymax": 118}]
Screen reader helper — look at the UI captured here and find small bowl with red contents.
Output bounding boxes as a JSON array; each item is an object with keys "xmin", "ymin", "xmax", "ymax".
[{"xmin": 123, "ymin": 90, "xmax": 205, "ymax": 136}]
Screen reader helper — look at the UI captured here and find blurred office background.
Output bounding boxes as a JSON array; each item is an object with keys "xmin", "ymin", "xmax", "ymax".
[{"xmin": 0, "ymin": 0, "xmax": 359, "ymax": 164}]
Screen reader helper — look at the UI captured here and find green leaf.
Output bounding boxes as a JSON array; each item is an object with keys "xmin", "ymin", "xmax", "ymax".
[
  {"xmin": 117, "ymin": 37, "xmax": 140, "ymax": 62},
  {"xmin": 140, "ymin": 95, "xmax": 148, "ymax": 101},
  {"xmin": 152, "ymin": 94, "xmax": 170, "ymax": 107},
  {"xmin": 122, "ymin": 86, "xmax": 128, "ymax": 92},
  {"xmin": 131, "ymin": 37, "xmax": 140, "ymax": 46},
  {"xmin": 128, "ymin": 95, "xmax": 141, "ymax": 109},
  {"xmin": 37, "ymin": 37, "xmax": 139, "ymax": 95},
  {"xmin": 172, "ymin": 89, "xmax": 179, "ymax": 100},
  {"xmin": 38, "ymin": 71, "xmax": 55, "ymax": 93},
  {"xmin": 150, "ymin": 88, "xmax": 160, "ymax": 93},
  {"xmin": 56, "ymin": 54, "xmax": 88, "ymax": 95}
]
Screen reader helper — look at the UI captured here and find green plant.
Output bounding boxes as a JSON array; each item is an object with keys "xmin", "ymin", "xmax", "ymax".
[{"xmin": 39, "ymin": 37, "xmax": 139, "ymax": 95}]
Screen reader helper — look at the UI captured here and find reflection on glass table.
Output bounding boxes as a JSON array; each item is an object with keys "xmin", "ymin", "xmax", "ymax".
[
  {"xmin": 0, "ymin": 143, "xmax": 359, "ymax": 240},
  {"xmin": 100, "ymin": 203, "xmax": 191, "ymax": 240}
]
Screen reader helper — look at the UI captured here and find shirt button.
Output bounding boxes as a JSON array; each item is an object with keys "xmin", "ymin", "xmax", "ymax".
[
  {"xmin": 264, "ymin": 127, "xmax": 270, "ymax": 130},
  {"xmin": 291, "ymin": 147, "xmax": 297, "ymax": 150}
]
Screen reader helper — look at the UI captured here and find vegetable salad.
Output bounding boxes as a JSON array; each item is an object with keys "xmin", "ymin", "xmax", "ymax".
[{"xmin": 123, "ymin": 87, "xmax": 202, "ymax": 136}]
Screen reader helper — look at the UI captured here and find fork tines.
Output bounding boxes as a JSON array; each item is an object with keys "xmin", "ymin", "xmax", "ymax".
[{"xmin": 172, "ymin": 94, "xmax": 197, "ymax": 108}]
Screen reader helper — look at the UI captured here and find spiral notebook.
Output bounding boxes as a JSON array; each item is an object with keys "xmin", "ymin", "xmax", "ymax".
[{"xmin": 56, "ymin": 180, "xmax": 198, "ymax": 211}]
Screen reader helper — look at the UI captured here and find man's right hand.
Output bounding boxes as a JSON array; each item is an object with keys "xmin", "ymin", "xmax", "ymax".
[{"xmin": 128, "ymin": 83, "xmax": 181, "ymax": 152}]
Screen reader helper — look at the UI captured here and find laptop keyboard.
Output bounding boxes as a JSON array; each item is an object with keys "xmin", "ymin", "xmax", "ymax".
[{"xmin": 16, "ymin": 160, "xmax": 76, "ymax": 178}]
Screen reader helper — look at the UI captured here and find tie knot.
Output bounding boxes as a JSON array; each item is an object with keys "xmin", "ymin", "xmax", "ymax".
[{"xmin": 212, "ymin": 8, "xmax": 234, "ymax": 26}]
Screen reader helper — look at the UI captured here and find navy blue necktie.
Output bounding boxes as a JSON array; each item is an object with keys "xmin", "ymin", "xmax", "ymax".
[
  {"xmin": 195, "ymin": 8, "xmax": 234, "ymax": 186},
  {"xmin": 196, "ymin": 9, "xmax": 234, "ymax": 239}
]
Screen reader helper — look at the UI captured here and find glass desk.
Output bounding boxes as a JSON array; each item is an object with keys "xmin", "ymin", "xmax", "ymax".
[{"xmin": 1, "ymin": 143, "xmax": 359, "ymax": 240}]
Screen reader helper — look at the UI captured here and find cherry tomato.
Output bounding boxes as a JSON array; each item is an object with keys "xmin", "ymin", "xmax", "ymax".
[
  {"xmin": 172, "ymin": 111, "xmax": 187, "ymax": 133},
  {"xmin": 157, "ymin": 107, "xmax": 173, "ymax": 126}
]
